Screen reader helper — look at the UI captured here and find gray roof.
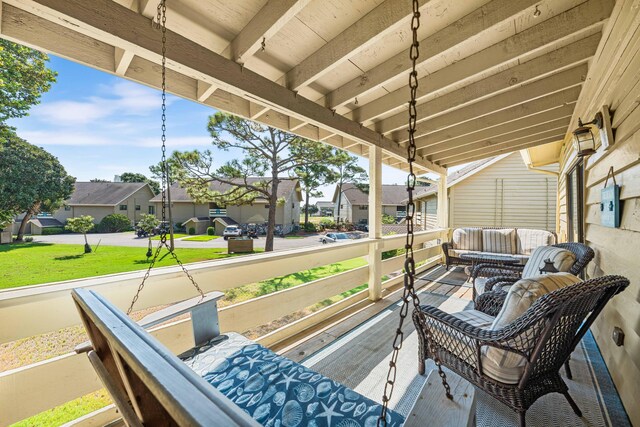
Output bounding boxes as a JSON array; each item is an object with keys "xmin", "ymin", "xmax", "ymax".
[
  {"xmin": 335, "ymin": 183, "xmax": 432, "ymax": 206},
  {"xmin": 150, "ymin": 178, "xmax": 301, "ymax": 203},
  {"xmin": 411, "ymin": 156, "xmax": 500, "ymax": 199},
  {"xmin": 29, "ymin": 218, "xmax": 64, "ymax": 228},
  {"xmin": 67, "ymin": 182, "xmax": 150, "ymax": 206},
  {"xmin": 181, "ymin": 216, "xmax": 211, "ymax": 226},
  {"xmin": 212, "ymin": 217, "xmax": 239, "ymax": 226}
]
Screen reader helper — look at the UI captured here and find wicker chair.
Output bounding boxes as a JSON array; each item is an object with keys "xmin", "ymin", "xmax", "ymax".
[
  {"xmin": 413, "ymin": 275, "xmax": 629, "ymax": 427},
  {"xmin": 471, "ymin": 242, "xmax": 595, "ymax": 300}
]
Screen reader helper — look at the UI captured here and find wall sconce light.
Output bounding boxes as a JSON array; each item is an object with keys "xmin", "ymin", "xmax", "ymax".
[{"xmin": 573, "ymin": 112, "xmax": 603, "ymax": 157}]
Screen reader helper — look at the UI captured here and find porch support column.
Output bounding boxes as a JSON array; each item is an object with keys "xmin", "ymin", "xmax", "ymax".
[
  {"xmin": 368, "ymin": 146, "xmax": 383, "ymax": 301},
  {"xmin": 437, "ymin": 171, "xmax": 449, "ymax": 229}
]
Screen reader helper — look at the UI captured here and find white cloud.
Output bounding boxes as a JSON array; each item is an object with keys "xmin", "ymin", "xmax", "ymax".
[
  {"xmin": 135, "ymin": 135, "xmax": 212, "ymax": 147},
  {"xmin": 19, "ymin": 130, "xmax": 115, "ymax": 146}
]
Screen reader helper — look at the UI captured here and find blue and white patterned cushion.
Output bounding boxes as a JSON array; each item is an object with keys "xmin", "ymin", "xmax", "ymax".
[{"xmin": 181, "ymin": 333, "xmax": 405, "ymax": 427}]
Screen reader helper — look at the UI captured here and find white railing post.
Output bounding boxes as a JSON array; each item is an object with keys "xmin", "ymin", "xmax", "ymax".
[
  {"xmin": 437, "ymin": 171, "xmax": 449, "ymax": 229},
  {"xmin": 368, "ymin": 146, "xmax": 383, "ymax": 301}
]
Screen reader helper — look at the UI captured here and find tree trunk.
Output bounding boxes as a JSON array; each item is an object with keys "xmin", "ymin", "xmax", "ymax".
[
  {"xmin": 265, "ymin": 179, "xmax": 279, "ymax": 252},
  {"xmin": 83, "ymin": 233, "xmax": 92, "ymax": 253},
  {"xmin": 16, "ymin": 202, "xmax": 40, "ymax": 241},
  {"xmin": 335, "ymin": 182, "xmax": 343, "ymax": 224},
  {"xmin": 304, "ymin": 191, "xmax": 310, "ymax": 225}
]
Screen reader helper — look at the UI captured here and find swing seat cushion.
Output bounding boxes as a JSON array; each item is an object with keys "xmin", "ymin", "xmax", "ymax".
[{"xmin": 180, "ymin": 332, "xmax": 405, "ymax": 427}]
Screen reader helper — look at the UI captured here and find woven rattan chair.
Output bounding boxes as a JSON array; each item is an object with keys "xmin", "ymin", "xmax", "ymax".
[
  {"xmin": 471, "ymin": 242, "xmax": 595, "ymax": 300},
  {"xmin": 413, "ymin": 275, "xmax": 629, "ymax": 427}
]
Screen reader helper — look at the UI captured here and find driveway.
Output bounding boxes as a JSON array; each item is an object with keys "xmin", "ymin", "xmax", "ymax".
[{"xmin": 31, "ymin": 232, "xmax": 339, "ymax": 251}]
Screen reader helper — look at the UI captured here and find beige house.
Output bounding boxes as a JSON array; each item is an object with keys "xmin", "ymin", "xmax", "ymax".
[
  {"xmin": 13, "ymin": 182, "xmax": 156, "ymax": 234},
  {"xmin": 333, "ymin": 183, "xmax": 432, "ymax": 224},
  {"xmin": 150, "ymin": 178, "xmax": 302, "ymax": 234},
  {"xmin": 416, "ymin": 152, "xmax": 557, "ymax": 231}
]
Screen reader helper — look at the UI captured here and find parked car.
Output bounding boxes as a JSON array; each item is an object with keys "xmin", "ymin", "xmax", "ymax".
[
  {"xmin": 223, "ymin": 225, "xmax": 242, "ymax": 240},
  {"xmin": 320, "ymin": 232, "xmax": 350, "ymax": 244}
]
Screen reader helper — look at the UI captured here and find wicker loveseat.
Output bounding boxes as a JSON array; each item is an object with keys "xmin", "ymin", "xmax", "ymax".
[{"xmin": 442, "ymin": 227, "xmax": 556, "ymax": 270}]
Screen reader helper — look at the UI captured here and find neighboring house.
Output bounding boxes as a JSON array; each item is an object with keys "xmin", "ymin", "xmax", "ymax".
[
  {"xmin": 315, "ymin": 201, "xmax": 334, "ymax": 216},
  {"xmin": 13, "ymin": 182, "xmax": 156, "ymax": 234},
  {"xmin": 150, "ymin": 178, "xmax": 302, "ymax": 235},
  {"xmin": 415, "ymin": 152, "xmax": 557, "ymax": 231},
  {"xmin": 332, "ymin": 184, "xmax": 432, "ymax": 224},
  {"xmin": 0, "ymin": 224, "xmax": 11, "ymax": 244}
]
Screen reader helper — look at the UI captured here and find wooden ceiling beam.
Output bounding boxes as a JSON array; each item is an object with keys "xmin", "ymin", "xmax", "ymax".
[
  {"xmin": 114, "ymin": 46, "xmax": 134, "ymax": 76},
  {"xmin": 285, "ymin": 0, "xmax": 431, "ymax": 91},
  {"xmin": 444, "ymin": 134, "xmax": 566, "ymax": 167},
  {"xmin": 397, "ymin": 64, "xmax": 587, "ymax": 143},
  {"xmin": 428, "ymin": 117, "xmax": 571, "ymax": 162},
  {"xmin": 223, "ymin": 0, "xmax": 311, "ymax": 64},
  {"xmin": 324, "ymin": 0, "xmax": 538, "ymax": 109},
  {"xmin": 413, "ymin": 90, "xmax": 580, "ymax": 148},
  {"xmin": 383, "ymin": 33, "xmax": 599, "ymax": 139},
  {"xmin": 7, "ymin": 0, "xmax": 443, "ymax": 174},
  {"xmin": 418, "ymin": 103, "xmax": 576, "ymax": 155},
  {"xmin": 350, "ymin": 0, "xmax": 612, "ymax": 125}
]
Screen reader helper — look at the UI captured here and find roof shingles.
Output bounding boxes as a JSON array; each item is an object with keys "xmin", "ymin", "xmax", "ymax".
[{"xmin": 67, "ymin": 182, "xmax": 150, "ymax": 206}]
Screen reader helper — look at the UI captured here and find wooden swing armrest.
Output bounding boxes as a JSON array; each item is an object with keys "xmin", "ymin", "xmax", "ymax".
[
  {"xmin": 76, "ymin": 291, "xmax": 225, "ymax": 354},
  {"xmin": 138, "ymin": 291, "xmax": 225, "ymax": 329}
]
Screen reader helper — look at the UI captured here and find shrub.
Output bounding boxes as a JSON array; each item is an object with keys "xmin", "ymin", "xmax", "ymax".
[
  {"xmin": 207, "ymin": 226, "xmax": 215, "ymax": 236},
  {"xmin": 98, "ymin": 214, "xmax": 133, "ymax": 232},
  {"xmin": 382, "ymin": 214, "xmax": 396, "ymax": 224},
  {"xmin": 41, "ymin": 227, "xmax": 65, "ymax": 235},
  {"xmin": 188, "ymin": 227, "xmax": 196, "ymax": 235},
  {"xmin": 319, "ymin": 219, "xmax": 336, "ymax": 229},
  {"xmin": 303, "ymin": 223, "xmax": 317, "ymax": 232},
  {"xmin": 24, "ymin": 236, "xmax": 33, "ymax": 242}
]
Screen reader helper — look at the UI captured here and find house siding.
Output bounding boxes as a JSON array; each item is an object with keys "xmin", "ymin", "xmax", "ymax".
[
  {"xmin": 450, "ymin": 152, "xmax": 557, "ymax": 230},
  {"xmin": 556, "ymin": 2, "xmax": 640, "ymax": 423}
]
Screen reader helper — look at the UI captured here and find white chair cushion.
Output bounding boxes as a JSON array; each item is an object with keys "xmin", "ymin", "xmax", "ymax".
[
  {"xmin": 482, "ymin": 273, "xmax": 582, "ymax": 383},
  {"xmin": 521, "ymin": 246, "xmax": 576, "ymax": 278},
  {"xmin": 452, "ymin": 228, "xmax": 483, "ymax": 251},
  {"xmin": 516, "ymin": 228, "xmax": 556, "ymax": 255},
  {"xmin": 482, "ymin": 228, "xmax": 517, "ymax": 254}
]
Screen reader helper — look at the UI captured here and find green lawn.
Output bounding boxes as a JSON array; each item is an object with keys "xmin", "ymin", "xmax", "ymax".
[
  {"xmin": 150, "ymin": 233, "xmax": 189, "ymax": 240},
  {"xmin": 301, "ymin": 215, "xmax": 333, "ymax": 224},
  {"xmin": 11, "ymin": 390, "xmax": 112, "ymax": 427},
  {"xmin": 0, "ymin": 243, "xmax": 257, "ymax": 289},
  {"xmin": 182, "ymin": 235, "xmax": 221, "ymax": 242}
]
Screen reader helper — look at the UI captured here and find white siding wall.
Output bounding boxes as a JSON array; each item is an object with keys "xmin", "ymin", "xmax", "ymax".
[{"xmin": 450, "ymin": 152, "xmax": 557, "ymax": 231}]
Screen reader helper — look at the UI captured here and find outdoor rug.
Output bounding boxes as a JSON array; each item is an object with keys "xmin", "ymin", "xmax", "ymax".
[
  {"xmin": 301, "ymin": 291, "xmax": 630, "ymax": 427},
  {"xmin": 418, "ymin": 265, "xmax": 469, "ymax": 286}
]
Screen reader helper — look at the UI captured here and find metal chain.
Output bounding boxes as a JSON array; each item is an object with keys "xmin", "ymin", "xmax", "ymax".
[
  {"xmin": 379, "ymin": 1, "xmax": 451, "ymax": 424},
  {"xmin": 128, "ymin": 0, "xmax": 204, "ymax": 315}
]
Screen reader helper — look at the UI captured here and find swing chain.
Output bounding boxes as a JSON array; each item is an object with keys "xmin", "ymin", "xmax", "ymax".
[
  {"xmin": 379, "ymin": 1, "xmax": 450, "ymax": 424},
  {"xmin": 127, "ymin": 0, "xmax": 204, "ymax": 315}
]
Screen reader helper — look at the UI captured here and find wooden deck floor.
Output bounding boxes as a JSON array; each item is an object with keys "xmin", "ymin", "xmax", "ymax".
[{"xmin": 278, "ymin": 265, "xmax": 471, "ymax": 362}]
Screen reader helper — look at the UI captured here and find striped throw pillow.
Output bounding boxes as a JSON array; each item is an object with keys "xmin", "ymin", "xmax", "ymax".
[
  {"xmin": 516, "ymin": 229, "xmax": 556, "ymax": 255},
  {"xmin": 522, "ymin": 246, "xmax": 576, "ymax": 278},
  {"xmin": 452, "ymin": 228, "xmax": 483, "ymax": 251},
  {"xmin": 482, "ymin": 229, "xmax": 516, "ymax": 254},
  {"xmin": 483, "ymin": 273, "xmax": 581, "ymax": 383}
]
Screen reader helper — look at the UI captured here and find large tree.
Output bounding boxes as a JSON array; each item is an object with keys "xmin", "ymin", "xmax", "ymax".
[
  {"xmin": 331, "ymin": 150, "xmax": 368, "ymax": 223},
  {"xmin": 119, "ymin": 172, "xmax": 161, "ymax": 195},
  {"xmin": 292, "ymin": 142, "xmax": 336, "ymax": 226},
  {"xmin": 0, "ymin": 128, "xmax": 75, "ymax": 240},
  {"xmin": 0, "ymin": 39, "xmax": 57, "ymax": 124},
  {"xmin": 169, "ymin": 113, "xmax": 326, "ymax": 251}
]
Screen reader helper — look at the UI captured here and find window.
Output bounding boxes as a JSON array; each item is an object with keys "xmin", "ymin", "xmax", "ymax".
[
  {"xmin": 64, "ymin": 205, "xmax": 71, "ymax": 211},
  {"xmin": 567, "ymin": 160, "xmax": 584, "ymax": 243},
  {"xmin": 359, "ymin": 205, "xmax": 368, "ymax": 210},
  {"xmin": 135, "ymin": 205, "xmax": 141, "ymax": 211},
  {"xmin": 265, "ymin": 205, "xmax": 270, "ymax": 209},
  {"xmin": 119, "ymin": 204, "xmax": 128, "ymax": 211},
  {"xmin": 148, "ymin": 206, "xmax": 155, "ymax": 215}
]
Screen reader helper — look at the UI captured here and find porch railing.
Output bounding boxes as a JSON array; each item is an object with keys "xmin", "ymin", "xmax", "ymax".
[
  {"xmin": 208, "ymin": 208, "xmax": 227, "ymax": 217},
  {"xmin": 0, "ymin": 228, "xmax": 448, "ymax": 426}
]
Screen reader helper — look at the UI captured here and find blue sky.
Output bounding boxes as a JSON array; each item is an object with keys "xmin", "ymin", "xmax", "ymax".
[{"xmin": 8, "ymin": 55, "xmax": 425, "ymax": 203}]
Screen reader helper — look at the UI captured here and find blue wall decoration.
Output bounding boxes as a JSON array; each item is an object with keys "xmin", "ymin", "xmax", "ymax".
[{"xmin": 601, "ymin": 167, "xmax": 621, "ymax": 228}]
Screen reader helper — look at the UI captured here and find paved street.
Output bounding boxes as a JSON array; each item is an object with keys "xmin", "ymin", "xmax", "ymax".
[{"xmin": 32, "ymin": 232, "xmax": 339, "ymax": 251}]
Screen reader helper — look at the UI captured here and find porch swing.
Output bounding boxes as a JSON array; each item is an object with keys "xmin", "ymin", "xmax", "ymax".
[{"xmin": 72, "ymin": 1, "xmax": 466, "ymax": 426}]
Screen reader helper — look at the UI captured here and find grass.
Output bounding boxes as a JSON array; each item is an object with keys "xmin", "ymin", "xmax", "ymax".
[
  {"xmin": 0, "ymin": 243, "xmax": 260, "ymax": 289},
  {"xmin": 182, "ymin": 235, "xmax": 221, "ymax": 242},
  {"xmin": 11, "ymin": 390, "xmax": 113, "ymax": 427},
  {"xmin": 150, "ymin": 233, "xmax": 189, "ymax": 240},
  {"xmin": 283, "ymin": 235, "xmax": 305, "ymax": 239},
  {"xmin": 301, "ymin": 215, "xmax": 333, "ymax": 224}
]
